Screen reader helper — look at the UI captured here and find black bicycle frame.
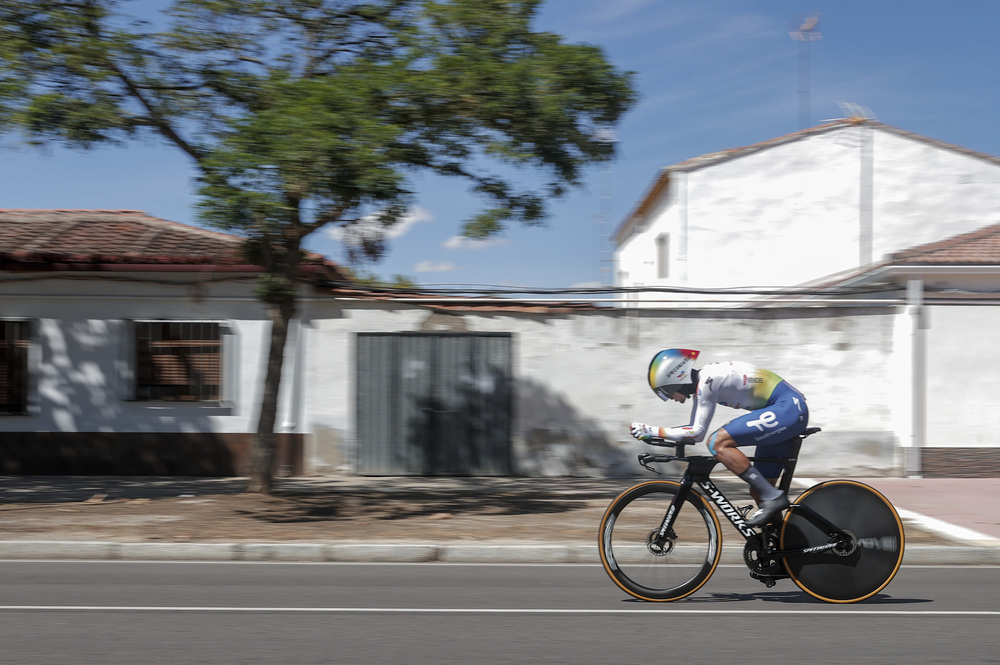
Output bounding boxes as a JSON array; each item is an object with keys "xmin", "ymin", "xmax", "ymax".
[{"xmin": 649, "ymin": 429, "xmax": 851, "ymax": 560}]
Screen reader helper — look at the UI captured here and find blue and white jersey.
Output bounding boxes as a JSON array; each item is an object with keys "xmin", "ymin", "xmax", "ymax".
[{"xmin": 663, "ymin": 361, "xmax": 799, "ymax": 443}]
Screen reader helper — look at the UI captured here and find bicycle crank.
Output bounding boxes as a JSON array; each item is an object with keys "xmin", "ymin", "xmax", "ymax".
[{"xmin": 744, "ymin": 534, "xmax": 788, "ymax": 587}]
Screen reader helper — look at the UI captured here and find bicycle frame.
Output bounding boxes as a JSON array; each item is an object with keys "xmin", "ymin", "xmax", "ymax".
[{"xmin": 643, "ymin": 428, "xmax": 850, "ymax": 561}]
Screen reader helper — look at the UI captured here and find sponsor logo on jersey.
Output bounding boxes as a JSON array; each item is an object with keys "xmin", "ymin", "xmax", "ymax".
[
  {"xmin": 746, "ymin": 411, "xmax": 778, "ymax": 432},
  {"xmin": 753, "ymin": 425, "xmax": 788, "ymax": 442}
]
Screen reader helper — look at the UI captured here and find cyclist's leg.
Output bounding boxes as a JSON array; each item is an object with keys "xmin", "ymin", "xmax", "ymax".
[
  {"xmin": 716, "ymin": 386, "xmax": 808, "ymax": 525},
  {"xmin": 723, "ymin": 385, "xmax": 808, "ymax": 476},
  {"xmin": 706, "ymin": 427, "xmax": 748, "ymax": 475},
  {"xmin": 710, "ymin": 428, "xmax": 784, "ymax": 509},
  {"xmin": 750, "ymin": 389, "xmax": 808, "ymax": 486}
]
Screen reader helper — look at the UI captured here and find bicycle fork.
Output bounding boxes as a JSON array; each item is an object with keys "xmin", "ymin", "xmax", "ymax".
[
  {"xmin": 648, "ymin": 477, "xmax": 697, "ymax": 553},
  {"xmin": 649, "ymin": 471, "xmax": 761, "ymax": 551}
]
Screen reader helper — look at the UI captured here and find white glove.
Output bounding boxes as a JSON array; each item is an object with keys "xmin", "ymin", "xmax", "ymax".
[{"xmin": 629, "ymin": 422, "xmax": 659, "ymax": 441}]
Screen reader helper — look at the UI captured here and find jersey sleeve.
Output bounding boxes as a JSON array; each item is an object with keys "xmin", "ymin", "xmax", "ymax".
[{"xmin": 662, "ymin": 374, "xmax": 718, "ymax": 442}]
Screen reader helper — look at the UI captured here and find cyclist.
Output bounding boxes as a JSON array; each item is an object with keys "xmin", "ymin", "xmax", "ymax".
[{"xmin": 629, "ymin": 348, "xmax": 808, "ymax": 527}]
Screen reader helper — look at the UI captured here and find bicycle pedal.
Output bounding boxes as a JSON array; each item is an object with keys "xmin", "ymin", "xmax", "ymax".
[
  {"xmin": 738, "ymin": 505, "xmax": 754, "ymax": 517},
  {"xmin": 750, "ymin": 570, "xmax": 788, "ymax": 587}
]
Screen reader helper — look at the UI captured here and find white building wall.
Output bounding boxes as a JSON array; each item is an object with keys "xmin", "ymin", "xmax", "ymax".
[
  {"xmin": 925, "ymin": 305, "xmax": 1000, "ymax": 448},
  {"xmin": 684, "ymin": 131, "xmax": 860, "ymax": 288},
  {"xmin": 302, "ymin": 301, "xmax": 431, "ymax": 472},
  {"xmin": 872, "ymin": 132, "xmax": 1000, "ymax": 260},
  {"xmin": 5, "ymin": 271, "xmax": 995, "ymax": 477},
  {"xmin": 306, "ymin": 304, "xmax": 903, "ymax": 478},
  {"xmin": 617, "ymin": 125, "xmax": 1000, "ymax": 303},
  {"xmin": 0, "ymin": 273, "xmax": 300, "ymax": 436}
]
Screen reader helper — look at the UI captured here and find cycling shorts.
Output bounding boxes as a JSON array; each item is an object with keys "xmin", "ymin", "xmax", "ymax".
[{"xmin": 716, "ymin": 381, "xmax": 808, "ymax": 479}]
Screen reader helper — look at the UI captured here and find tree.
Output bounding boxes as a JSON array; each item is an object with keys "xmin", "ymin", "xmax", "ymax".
[{"xmin": 0, "ymin": 0, "xmax": 636, "ymax": 493}]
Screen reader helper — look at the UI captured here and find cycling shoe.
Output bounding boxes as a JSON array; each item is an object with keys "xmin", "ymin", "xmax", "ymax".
[{"xmin": 746, "ymin": 495, "xmax": 790, "ymax": 528}]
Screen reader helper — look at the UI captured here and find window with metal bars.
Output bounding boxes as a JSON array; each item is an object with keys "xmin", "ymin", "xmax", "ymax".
[
  {"xmin": 135, "ymin": 321, "xmax": 222, "ymax": 402},
  {"xmin": 0, "ymin": 320, "xmax": 30, "ymax": 415}
]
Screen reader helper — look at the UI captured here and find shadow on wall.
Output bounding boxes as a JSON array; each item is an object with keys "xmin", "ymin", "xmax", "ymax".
[
  {"xmin": 37, "ymin": 319, "xmax": 224, "ymax": 433},
  {"xmin": 396, "ymin": 366, "xmax": 512, "ymax": 476},
  {"xmin": 514, "ymin": 376, "xmax": 640, "ymax": 478},
  {"xmin": 0, "ymin": 319, "xmax": 281, "ymax": 476}
]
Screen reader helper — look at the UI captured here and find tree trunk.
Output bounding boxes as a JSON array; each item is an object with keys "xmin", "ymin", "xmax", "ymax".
[
  {"xmin": 245, "ymin": 224, "xmax": 302, "ymax": 495},
  {"xmin": 245, "ymin": 294, "xmax": 296, "ymax": 494}
]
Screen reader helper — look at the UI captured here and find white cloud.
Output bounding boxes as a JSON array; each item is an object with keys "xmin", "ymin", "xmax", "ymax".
[
  {"xmin": 325, "ymin": 206, "xmax": 434, "ymax": 242},
  {"xmin": 413, "ymin": 260, "xmax": 459, "ymax": 273},
  {"xmin": 442, "ymin": 235, "xmax": 509, "ymax": 250}
]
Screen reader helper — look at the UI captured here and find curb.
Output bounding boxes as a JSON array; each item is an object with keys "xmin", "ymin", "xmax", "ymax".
[{"xmin": 0, "ymin": 541, "xmax": 996, "ymax": 565}]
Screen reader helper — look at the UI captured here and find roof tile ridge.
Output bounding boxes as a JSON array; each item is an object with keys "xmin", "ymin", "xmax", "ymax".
[
  {"xmin": 891, "ymin": 221, "xmax": 1000, "ymax": 260},
  {"xmin": 0, "ymin": 208, "xmax": 147, "ymax": 213},
  {"xmin": 0, "ymin": 209, "xmax": 246, "ymax": 245},
  {"xmin": 874, "ymin": 124, "xmax": 1000, "ymax": 167},
  {"xmin": 20, "ymin": 217, "xmax": 87, "ymax": 253},
  {"xmin": 118, "ymin": 211, "xmax": 246, "ymax": 245},
  {"xmin": 670, "ymin": 119, "xmax": 865, "ymax": 171}
]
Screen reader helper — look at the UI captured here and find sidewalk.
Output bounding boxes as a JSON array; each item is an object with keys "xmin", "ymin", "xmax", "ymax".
[{"xmin": 0, "ymin": 474, "xmax": 997, "ymax": 564}]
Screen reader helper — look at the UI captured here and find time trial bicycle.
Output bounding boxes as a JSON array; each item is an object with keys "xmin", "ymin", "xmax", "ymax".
[{"xmin": 598, "ymin": 427, "xmax": 905, "ymax": 603}]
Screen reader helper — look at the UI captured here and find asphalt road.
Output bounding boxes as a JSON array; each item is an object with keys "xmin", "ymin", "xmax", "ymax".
[{"xmin": 0, "ymin": 562, "xmax": 997, "ymax": 664}]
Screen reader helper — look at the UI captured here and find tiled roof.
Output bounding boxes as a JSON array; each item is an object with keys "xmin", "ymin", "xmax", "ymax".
[
  {"xmin": 888, "ymin": 221, "xmax": 1000, "ymax": 265},
  {"xmin": 0, "ymin": 209, "xmax": 345, "ymax": 278},
  {"xmin": 781, "ymin": 220, "xmax": 1000, "ymax": 297}
]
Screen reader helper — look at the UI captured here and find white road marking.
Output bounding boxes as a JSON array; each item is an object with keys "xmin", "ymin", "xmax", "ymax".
[
  {"xmin": 793, "ymin": 478, "xmax": 1000, "ymax": 546},
  {"xmin": 0, "ymin": 606, "xmax": 996, "ymax": 616}
]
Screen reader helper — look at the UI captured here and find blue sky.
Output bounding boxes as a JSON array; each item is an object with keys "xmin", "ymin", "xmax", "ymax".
[{"xmin": 3, "ymin": 0, "xmax": 999, "ymax": 288}]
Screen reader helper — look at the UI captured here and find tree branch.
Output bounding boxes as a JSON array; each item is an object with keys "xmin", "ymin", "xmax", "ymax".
[{"xmin": 79, "ymin": 0, "xmax": 206, "ymax": 163}]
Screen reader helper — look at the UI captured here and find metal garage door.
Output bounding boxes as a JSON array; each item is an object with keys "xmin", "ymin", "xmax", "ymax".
[{"xmin": 355, "ymin": 333, "xmax": 512, "ymax": 475}]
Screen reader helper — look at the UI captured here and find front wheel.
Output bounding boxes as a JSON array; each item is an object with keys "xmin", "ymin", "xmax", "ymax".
[
  {"xmin": 599, "ymin": 480, "xmax": 722, "ymax": 602},
  {"xmin": 780, "ymin": 480, "xmax": 905, "ymax": 603}
]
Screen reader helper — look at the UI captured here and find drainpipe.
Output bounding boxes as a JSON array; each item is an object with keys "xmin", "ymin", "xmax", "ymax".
[
  {"xmin": 281, "ymin": 302, "xmax": 309, "ymax": 475},
  {"xmin": 859, "ymin": 123, "xmax": 874, "ymax": 265},
  {"xmin": 907, "ymin": 279, "xmax": 926, "ymax": 478},
  {"xmin": 281, "ymin": 317, "xmax": 303, "ymax": 436},
  {"xmin": 679, "ymin": 171, "xmax": 689, "ymax": 285}
]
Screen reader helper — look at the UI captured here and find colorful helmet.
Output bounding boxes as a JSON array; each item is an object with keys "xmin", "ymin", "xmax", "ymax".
[{"xmin": 647, "ymin": 349, "xmax": 700, "ymax": 401}]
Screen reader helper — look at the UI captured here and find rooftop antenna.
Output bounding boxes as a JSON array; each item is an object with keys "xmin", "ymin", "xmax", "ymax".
[
  {"xmin": 790, "ymin": 14, "xmax": 822, "ymax": 130},
  {"xmin": 834, "ymin": 100, "xmax": 876, "ymax": 122},
  {"xmin": 593, "ymin": 127, "xmax": 617, "ymax": 285}
]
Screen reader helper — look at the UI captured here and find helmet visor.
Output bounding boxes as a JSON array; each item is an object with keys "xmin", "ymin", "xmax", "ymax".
[{"xmin": 653, "ymin": 385, "xmax": 683, "ymax": 401}]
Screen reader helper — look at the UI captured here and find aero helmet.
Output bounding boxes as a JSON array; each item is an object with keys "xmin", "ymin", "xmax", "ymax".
[{"xmin": 647, "ymin": 349, "xmax": 700, "ymax": 401}]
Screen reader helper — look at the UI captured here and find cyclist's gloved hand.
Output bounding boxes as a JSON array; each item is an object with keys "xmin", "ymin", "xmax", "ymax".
[{"xmin": 629, "ymin": 422, "xmax": 659, "ymax": 441}]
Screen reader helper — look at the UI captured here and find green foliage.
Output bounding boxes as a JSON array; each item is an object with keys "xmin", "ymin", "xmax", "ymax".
[
  {"xmin": 0, "ymin": 0, "xmax": 635, "ymax": 490},
  {"xmin": 255, "ymin": 272, "xmax": 297, "ymax": 303},
  {"xmin": 0, "ymin": 0, "xmax": 636, "ymax": 251},
  {"xmin": 347, "ymin": 269, "xmax": 418, "ymax": 290}
]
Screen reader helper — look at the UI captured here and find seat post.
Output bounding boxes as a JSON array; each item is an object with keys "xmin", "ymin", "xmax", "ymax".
[{"xmin": 777, "ymin": 437, "xmax": 804, "ymax": 494}]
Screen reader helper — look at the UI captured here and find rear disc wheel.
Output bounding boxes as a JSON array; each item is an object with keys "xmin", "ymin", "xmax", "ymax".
[{"xmin": 781, "ymin": 480, "xmax": 905, "ymax": 603}]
